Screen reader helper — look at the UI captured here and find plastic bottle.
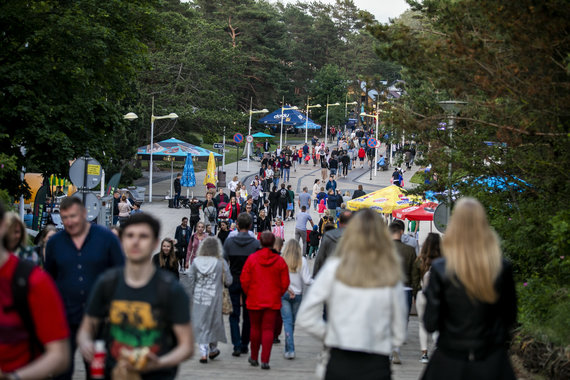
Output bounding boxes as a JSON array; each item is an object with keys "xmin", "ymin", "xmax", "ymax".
[{"xmin": 90, "ymin": 340, "xmax": 106, "ymax": 379}]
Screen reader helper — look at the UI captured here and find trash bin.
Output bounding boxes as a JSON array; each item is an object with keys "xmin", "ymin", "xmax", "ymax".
[
  {"xmin": 168, "ymin": 198, "xmax": 174, "ymax": 208},
  {"xmin": 218, "ymin": 170, "xmax": 226, "ymax": 188}
]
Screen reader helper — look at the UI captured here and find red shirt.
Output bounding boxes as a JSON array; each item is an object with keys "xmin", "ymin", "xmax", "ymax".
[
  {"xmin": 0, "ymin": 254, "xmax": 69, "ymax": 372},
  {"xmin": 240, "ymin": 248, "xmax": 290, "ymax": 310}
]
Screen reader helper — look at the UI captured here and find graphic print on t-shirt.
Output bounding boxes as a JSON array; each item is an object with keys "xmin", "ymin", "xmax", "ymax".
[{"xmin": 108, "ymin": 299, "xmax": 162, "ymax": 359}]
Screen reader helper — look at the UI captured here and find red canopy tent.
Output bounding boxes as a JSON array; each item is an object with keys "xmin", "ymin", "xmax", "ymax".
[{"xmin": 392, "ymin": 202, "xmax": 438, "ymax": 221}]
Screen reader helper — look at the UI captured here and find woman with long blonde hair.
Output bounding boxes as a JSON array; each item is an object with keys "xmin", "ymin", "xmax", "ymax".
[
  {"xmin": 280, "ymin": 239, "xmax": 313, "ymax": 359},
  {"xmin": 421, "ymin": 198, "xmax": 517, "ymax": 380},
  {"xmin": 297, "ymin": 208, "xmax": 407, "ymax": 380}
]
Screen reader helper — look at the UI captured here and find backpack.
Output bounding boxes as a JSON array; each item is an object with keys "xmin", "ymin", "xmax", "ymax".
[
  {"xmin": 9, "ymin": 259, "xmax": 44, "ymax": 357},
  {"xmin": 280, "ymin": 188, "xmax": 288, "ymax": 199},
  {"xmin": 96, "ymin": 268, "xmax": 175, "ymax": 343}
]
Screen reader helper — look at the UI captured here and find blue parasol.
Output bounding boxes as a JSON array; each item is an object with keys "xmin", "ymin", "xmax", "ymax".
[
  {"xmin": 181, "ymin": 153, "xmax": 196, "ymax": 187},
  {"xmin": 257, "ymin": 108, "xmax": 313, "ymax": 126}
]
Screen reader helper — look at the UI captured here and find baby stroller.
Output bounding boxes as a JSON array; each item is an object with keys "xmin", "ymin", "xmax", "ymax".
[{"xmin": 217, "ymin": 201, "xmax": 230, "ymax": 225}]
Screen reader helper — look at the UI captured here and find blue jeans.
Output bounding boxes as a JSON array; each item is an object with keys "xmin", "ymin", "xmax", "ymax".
[
  {"xmin": 174, "ymin": 192, "xmax": 181, "ymax": 207},
  {"xmin": 273, "ymin": 177, "xmax": 279, "ymax": 188},
  {"xmin": 283, "ymin": 168, "xmax": 290, "ymax": 182},
  {"xmin": 281, "ymin": 293, "xmax": 303, "ymax": 353},
  {"xmin": 229, "ymin": 281, "xmax": 250, "ymax": 351}
]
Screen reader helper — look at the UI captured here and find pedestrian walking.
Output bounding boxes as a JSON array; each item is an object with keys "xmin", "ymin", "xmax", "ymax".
[
  {"xmin": 174, "ymin": 217, "xmax": 191, "ymax": 271},
  {"xmin": 312, "ymin": 179, "xmax": 321, "ymax": 210},
  {"xmin": 421, "ymin": 198, "xmax": 517, "ymax": 380},
  {"xmin": 294, "ymin": 205, "xmax": 314, "ymax": 255},
  {"xmin": 320, "ymin": 155, "xmax": 329, "ymax": 181},
  {"xmin": 173, "ymin": 173, "xmax": 182, "ymax": 208},
  {"xmin": 312, "ymin": 210, "xmax": 352, "ymax": 277},
  {"xmin": 117, "ymin": 193, "xmax": 131, "ymax": 224},
  {"xmin": 308, "ymin": 225, "xmax": 321, "ymax": 259},
  {"xmin": 280, "ymin": 239, "xmax": 313, "ymax": 359},
  {"xmin": 45, "ymin": 197, "xmax": 124, "ymax": 380},
  {"xmin": 223, "ymin": 213, "xmax": 261, "ymax": 357},
  {"xmin": 412, "ymin": 233, "xmax": 441, "ymax": 364},
  {"xmin": 297, "ymin": 208, "xmax": 407, "ymax": 380},
  {"xmin": 0, "ymin": 201, "xmax": 71, "ymax": 379},
  {"xmin": 152, "ymin": 237, "xmax": 180, "ymax": 280},
  {"xmin": 77, "ymin": 213, "xmax": 193, "ymax": 380},
  {"xmin": 277, "ymin": 184, "xmax": 289, "ymax": 221},
  {"xmin": 189, "ymin": 197, "xmax": 204, "ymax": 233},
  {"xmin": 203, "ymin": 200, "xmax": 218, "ymax": 234},
  {"xmin": 186, "ymin": 221, "xmax": 208, "ymax": 267},
  {"xmin": 241, "ymin": 232, "xmax": 290, "ymax": 370},
  {"xmin": 187, "ymin": 237, "xmax": 233, "ymax": 363}
]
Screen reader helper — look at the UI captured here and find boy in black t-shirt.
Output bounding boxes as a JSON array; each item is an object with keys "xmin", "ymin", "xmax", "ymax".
[{"xmin": 77, "ymin": 214, "xmax": 194, "ymax": 380}]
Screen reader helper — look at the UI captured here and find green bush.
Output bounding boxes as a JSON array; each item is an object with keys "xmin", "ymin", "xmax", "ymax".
[
  {"xmin": 202, "ymin": 131, "xmax": 219, "ymax": 145},
  {"xmin": 517, "ymin": 278, "xmax": 570, "ymax": 346},
  {"xmin": 186, "ymin": 133, "xmax": 202, "ymax": 146}
]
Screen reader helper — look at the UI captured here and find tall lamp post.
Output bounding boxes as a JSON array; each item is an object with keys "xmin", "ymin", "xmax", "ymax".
[
  {"xmin": 438, "ymin": 100, "xmax": 467, "ymax": 220},
  {"xmin": 246, "ymin": 97, "xmax": 268, "ymax": 172},
  {"xmin": 304, "ymin": 96, "xmax": 321, "ymax": 144},
  {"xmin": 279, "ymin": 104, "xmax": 298, "ymax": 150},
  {"xmin": 148, "ymin": 97, "xmax": 178, "ymax": 203},
  {"xmin": 360, "ymin": 111, "xmax": 380, "ymax": 177},
  {"xmin": 344, "ymin": 98, "xmax": 358, "ymax": 135},
  {"xmin": 325, "ymin": 97, "xmax": 340, "ymax": 146}
]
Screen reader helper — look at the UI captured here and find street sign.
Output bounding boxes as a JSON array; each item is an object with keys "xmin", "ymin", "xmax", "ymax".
[
  {"xmin": 246, "ymin": 135, "xmax": 254, "ymax": 143},
  {"xmin": 72, "ymin": 191, "xmax": 101, "ymax": 221},
  {"xmin": 69, "ymin": 157, "xmax": 102, "ymax": 189},
  {"xmin": 213, "ymin": 143, "xmax": 224, "ymax": 149},
  {"xmin": 367, "ymin": 137, "xmax": 378, "ymax": 148},
  {"xmin": 233, "ymin": 133, "xmax": 244, "ymax": 144}
]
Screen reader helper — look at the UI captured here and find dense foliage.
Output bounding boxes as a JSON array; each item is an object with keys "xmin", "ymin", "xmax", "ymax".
[
  {"xmin": 368, "ymin": 0, "xmax": 569, "ymax": 345},
  {"xmin": 0, "ymin": 0, "xmax": 398, "ymax": 197}
]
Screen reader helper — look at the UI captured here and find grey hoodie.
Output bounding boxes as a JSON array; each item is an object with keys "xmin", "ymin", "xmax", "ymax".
[{"xmin": 223, "ymin": 231, "xmax": 261, "ymax": 283}]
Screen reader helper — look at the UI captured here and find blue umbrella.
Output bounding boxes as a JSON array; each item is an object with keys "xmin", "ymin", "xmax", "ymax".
[
  {"xmin": 251, "ymin": 132, "xmax": 274, "ymax": 138},
  {"xmin": 295, "ymin": 120, "xmax": 322, "ymax": 129},
  {"xmin": 181, "ymin": 153, "xmax": 196, "ymax": 187},
  {"xmin": 257, "ymin": 108, "xmax": 313, "ymax": 126}
]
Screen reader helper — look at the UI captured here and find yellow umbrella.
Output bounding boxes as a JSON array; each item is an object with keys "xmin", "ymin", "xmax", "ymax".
[
  {"xmin": 203, "ymin": 152, "xmax": 217, "ymax": 186},
  {"xmin": 347, "ymin": 185, "xmax": 420, "ymax": 214}
]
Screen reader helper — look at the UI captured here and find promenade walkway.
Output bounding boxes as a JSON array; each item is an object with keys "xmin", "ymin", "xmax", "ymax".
[{"xmin": 74, "ymin": 142, "xmax": 434, "ymax": 379}]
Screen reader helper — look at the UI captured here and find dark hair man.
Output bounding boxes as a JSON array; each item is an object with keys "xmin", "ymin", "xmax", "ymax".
[
  {"xmin": 77, "ymin": 213, "xmax": 193, "ymax": 379},
  {"xmin": 45, "ymin": 197, "xmax": 124, "ymax": 380},
  {"xmin": 174, "ymin": 217, "xmax": 191, "ymax": 270},
  {"xmin": 173, "ymin": 173, "xmax": 182, "ymax": 208},
  {"xmin": 223, "ymin": 213, "xmax": 261, "ymax": 357},
  {"xmin": 0, "ymin": 201, "xmax": 70, "ymax": 379}
]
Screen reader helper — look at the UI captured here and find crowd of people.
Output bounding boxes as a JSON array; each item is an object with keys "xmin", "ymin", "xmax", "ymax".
[{"xmin": 1, "ymin": 131, "xmax": 517, "ymax": 380}]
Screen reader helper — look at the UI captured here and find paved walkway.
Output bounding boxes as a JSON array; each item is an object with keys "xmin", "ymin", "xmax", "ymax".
[{"xmin": 74, "ymin": 142, "xmax": 435, "ymax": 379}]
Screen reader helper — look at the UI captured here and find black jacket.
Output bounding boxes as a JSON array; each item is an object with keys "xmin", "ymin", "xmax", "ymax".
[
  {"xmin": 424, "ymin": 258, "xmax": 517, "ymax": 353},
  {"xmin": 313, "ymin": 227, "xmax": 344, "ymax": 277},
  {"xmin": 174, "ymin": 178, "xmax": 181, "ymax": 194},
  {"xmin": 223, "ymin": 232, "xmax": 261, "ymax": 284},
  {"xmin": 352, "ymin": 189, "xmax": 366, "ymax": 199}
]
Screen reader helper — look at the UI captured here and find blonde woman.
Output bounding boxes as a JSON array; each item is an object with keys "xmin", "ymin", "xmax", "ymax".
[
  {"xmin": 3, "ymin": 212, "xmax": 39, "ymax": 264},
  {"xmin": 117, "ymin": 193, "xmax": 131, "ymax": 224},
  {"xmin": 187, "ymin": 237, "xmax": 232, "ymax": 363},
  {"xmin": 280, "ymin": 239, "xmax": 313, "ymax": 359},
  {"xmin": 297, "ymin": 209, "xmax": 407, "ymax": 380},
  {"xmin": 421, "ymin": 198, "xmax": 517, "ymax": 380}
]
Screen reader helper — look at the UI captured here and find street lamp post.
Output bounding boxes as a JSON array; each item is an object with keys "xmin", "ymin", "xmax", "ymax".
[
  {"xmin": 279, "ymin": 103, "xmax": 298, "ymax": 150},
  {"xmin": 438, "ymin": 100, "xmax": 467, "ymax": 220},
  {"xmin": 360, "ymin": 111, "xmax": 380, "ymax": 177},
  {"xmin": 344, "ymin": 98, "xmax": 357, "ymax": 135},
  {"xmin": 304, "ymin": 96, "xmax": 321, "ymax": 144},
  {"xmin": 148, "ymin": 97, "xmax": 178, "ymax": 203},
  {"xmin": 246, "ymin": 97, "xmax": 268, "ymax": 172},
  {"xmin": 325, "ymin": 96, "xmax": 340, "ymax": 147}
]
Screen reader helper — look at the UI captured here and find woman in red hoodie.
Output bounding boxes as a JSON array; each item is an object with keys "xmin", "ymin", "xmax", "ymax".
[{"xmin": 241, "ymin": 231, "xmax": 290, "ymax": 370}]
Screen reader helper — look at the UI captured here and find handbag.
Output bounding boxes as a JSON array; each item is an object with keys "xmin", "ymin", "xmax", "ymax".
[{"xmin": 221, "ymin": 263, "xmax": 233, "ymax": 315}]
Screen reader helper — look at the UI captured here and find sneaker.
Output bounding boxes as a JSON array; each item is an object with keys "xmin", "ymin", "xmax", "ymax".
[
  {"xmin": 209, "ymin": 349, "xmax": 221, "ymax": 360},
  {"xmin": 232, "ymin": 349, "xmax": 241, "ymax": 357},
  {"xmin": 248, "ymin": 357, "xmax": 259, "ymax": 367},
  {"xmin": 199, "ymin": 357, "xmax": 208, "ymax": 364},
  {"xmin": 391, "ymin": 350, "xmax": 401, "ymax": 365},
  {"xmin": 288, "ymin": 351, "xmax": 295, "ymax": 360},
  {"xmin": 261, "ymin": 362, "xmax": 270, "ymax": 370},
  {"xmin": 420, "ymin": 354, "xmax": 429, "ymax": 364},
  {"xmin": 240, "ymin": 346, "xmax": 249, "ymax": 354}
]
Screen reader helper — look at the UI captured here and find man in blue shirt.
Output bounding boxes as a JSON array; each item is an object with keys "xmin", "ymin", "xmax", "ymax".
[
  {"xmin": 325, "ymin": 175, "xmax": 337, "ymax": 193},
  {"xmin": 45, "ymin": 197, "xmax": 124, "ymax": 380}
]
